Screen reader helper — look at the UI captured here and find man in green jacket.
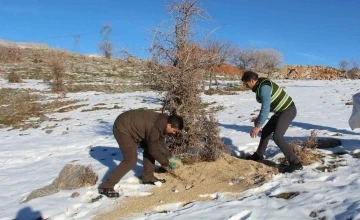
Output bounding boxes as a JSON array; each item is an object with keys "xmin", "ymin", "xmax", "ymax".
[
  {"xmin": 241, "ymin": 71, "xmax": 302, "ymax": 173},
  {"xmin": 98, "ymin": 109, "xmax": 184, "ymax": 198}
]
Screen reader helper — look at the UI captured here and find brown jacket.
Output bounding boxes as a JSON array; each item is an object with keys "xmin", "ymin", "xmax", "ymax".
[{"xmin": 114, "ymin": 109, "xmax": 170, "ymax": 166}]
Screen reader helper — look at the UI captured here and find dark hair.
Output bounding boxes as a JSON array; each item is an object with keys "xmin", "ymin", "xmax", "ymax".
[
  {"xmin": 167, "ymin": 114, "xmax": 184, "ymax": 130},
  {"xmin": 241, "ymin": 71, "xmax": 259, "ymax": 82}
]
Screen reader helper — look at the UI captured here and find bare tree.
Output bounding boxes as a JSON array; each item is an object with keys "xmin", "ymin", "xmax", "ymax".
[
  {"xmin": 99, "ymin": 23, "xmax": 113, "ymax": 59},
  {"xmin": 148, "ymin": 0, "xmax": 228, "ymax": 161},
  {"xmin": 204, "ymin": 40, "xmax": 234, "ymax": 90},
  {"xmin": 339, "ymin": 60, "xmax": 348, "ymax": 71},
  {"xmin": 233, "ymin": 47, "xmax": 283, "ymax": 77},
  {"xmin": 256, "ymin": 48, "xmax": 283, "ymax": 77},
  {"xmin": 233, "ymin": 46, "xmax": 257, "ymax": 71},
  {"xmin": 339, "ymin": 59, "xmax": 360, "ymax": 79}
]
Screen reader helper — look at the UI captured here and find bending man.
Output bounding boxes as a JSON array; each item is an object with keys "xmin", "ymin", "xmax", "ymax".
[
  {"xmin": 98, "ymin": 109, "xmax": 184, "ymax": 197},
  {"xmin": 241, "ymin": 71, "xmax": 302, "ymax": 173}
]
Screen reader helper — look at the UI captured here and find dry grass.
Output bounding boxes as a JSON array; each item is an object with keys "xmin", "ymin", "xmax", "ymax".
[
  {"xmin": 0, "ymin": 46, "xmax": 23, "ymax": 62},
  {"xmin": 0, "ymin": 88, "xmax": 43, "ymax": 129},
  {"xmin": 1, "ymin": 45, "xmax": 148, "ymax": 89},
  {"xmin": 66, "ymin": 84, "xmax": 149, "ymax": 93},
  {"xmin": 81, "ymin": 165, "xmax": 98, "ymax": 187},
  {"xmin": 301, "ymin": 130, "xmax": 318, "ymax": 149},
  {"xmin": 201, "ymin": 101, "xmax": 217, "ymax": 108},
  {"xmin": 0, "ymin": 88, "xmax": 80, "ymax": 129},
  {"xmin": 81, "ymin": 105, "xmax": 122, "ymax": 112},
  {"xmin": 291, "ymin": 145, "xmax": 324, "ymax": 165},
  {"xmin": 204, "ymin": 88, "xmax": 237, "ymax": 95},
  {"xmin": 58, "ymin": 104, "xmax": 88, "ymax": 113}
]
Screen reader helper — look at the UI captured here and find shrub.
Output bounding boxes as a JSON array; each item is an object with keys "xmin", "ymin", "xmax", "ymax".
[
  {"xmin": 149, "ymin": 0, "xmax": 229, "ymax": 162},
  {"xmin": 47, "ymin": 51, "xmax": 67, "ymax": 93},
  {"xmin": 346, "ymin": 67, "xmax": 360, "ymax": 79},
  {"xmin": 288, "ymin": 130, "xmax": 323, "ymax": 165},
  {"xmin": 7, "ymin": 70, "xmax": 22, "ymax": 83}
]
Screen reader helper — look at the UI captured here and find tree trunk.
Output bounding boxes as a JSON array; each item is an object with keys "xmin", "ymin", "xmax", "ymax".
[{"xmin": 215, "ymin": 74, "xmax": 219, "ymax": 90}]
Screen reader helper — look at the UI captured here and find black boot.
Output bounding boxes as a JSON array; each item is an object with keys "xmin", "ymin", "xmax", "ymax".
[
  {"xmin": 245, "ymin": 152, "xmax": 264, "ymax": 161},
  {"xmin": 98, "ymin": 188, "xmax": 120, "ymax": 198},
  {"xmin": 142, "ymin": 178, "xmax": 166, "ymax": 185},
  {"xmin": 282, "ymin": 163, "xmax": 303, "ymax": 173}
]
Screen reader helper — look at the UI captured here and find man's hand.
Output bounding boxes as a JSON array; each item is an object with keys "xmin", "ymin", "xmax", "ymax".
[{"xmin": 250, "ymin": 126, "xmax": 261, "ymax": 138}]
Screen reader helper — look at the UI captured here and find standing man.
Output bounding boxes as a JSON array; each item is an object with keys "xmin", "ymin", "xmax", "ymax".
[
  {"xmin": 241, "ymin": 71, "xmax": 302, "ymax": 173},
  {"xmin": 98, "ymin": 109, "xmax": 184, "ymax": 198}
]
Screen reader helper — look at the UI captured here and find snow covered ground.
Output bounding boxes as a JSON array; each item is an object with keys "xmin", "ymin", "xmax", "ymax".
[{"xmin": 1, "ymin": 79, "xmax": 360, "ymax": 220}]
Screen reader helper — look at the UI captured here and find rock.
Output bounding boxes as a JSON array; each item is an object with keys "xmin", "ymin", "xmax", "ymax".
[
  {"xmin": 281, "ymin": 65, "xmax": 344, "ymax": 80},
  {"xmin": 126, "ymin": 56, "xmax": 139, "ymax": 64},
  {"xmin": 53, "ymin": 164, "xmax": 98, "ymax": 190},
  {"xmin": 58, "ymin": 92, "xmax": 66, "ymax": 99},
  {"xmin": 309, "ymin": 211, "xmax": 317, "ymax": 218},
  {"xmin": 70, "ymin": 192, "xmax": 80, "ymax": 198},
  {"xmin": 270, "ymin": 191, "xmax": 300, "ymax": 199},
  {"xmin": 20, "ymin": 184, "xmax": 59, "ymax": 204},
  {"xmin": 39, "ymin": 114, "xmax": 50, "ymax": 122},
  {"xmin": 20, "ymin": 164, "xmax": 97, "ymax": 203},
  {"xmin": 317, "ymin": 138, "xmax": 342, "ymax": 149},
  {"xmin": 353, "ymin": 152, "xmax": 360, "ymax": 158}
]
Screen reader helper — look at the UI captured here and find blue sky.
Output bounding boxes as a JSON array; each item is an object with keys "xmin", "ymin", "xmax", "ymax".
[{"xmin": 0, "ymin": 0, "xmax": 359, "ymax": 67}]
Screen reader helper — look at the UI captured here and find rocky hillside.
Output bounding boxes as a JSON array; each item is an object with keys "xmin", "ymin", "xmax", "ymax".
[
  {"xmin": 215, "ymin": 64, "xmax": 348, "ymax": 80},
  {"xmin": 1, "ymin": 39, "xmax": 356, "ymax": 82},
  {"xmin": 279, "ymin": 65, "xmax": 346, "ymax": 80}
]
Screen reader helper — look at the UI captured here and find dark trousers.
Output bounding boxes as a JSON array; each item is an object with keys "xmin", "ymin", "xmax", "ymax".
[
  {"xmin": 99, "ymin": 126, "xmax": 159, "ymax": 189},
  {"xmin": 256, "ymin": 104, "xmax": 300, "ymax": 164}
]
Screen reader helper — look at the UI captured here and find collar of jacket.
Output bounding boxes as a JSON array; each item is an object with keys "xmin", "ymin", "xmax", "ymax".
[
  {"xmin": 251, "ymin": 80, "xmax": 260, "ymax": 93},
  {"xmin": 155, "ymin": 114, "xmax": 168, "ymax": 134}
]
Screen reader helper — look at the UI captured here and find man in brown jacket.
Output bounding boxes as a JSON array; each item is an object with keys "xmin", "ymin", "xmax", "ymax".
[{"xmin": 98, "ymin": 109, "xmax": 184, "ymax": 198}]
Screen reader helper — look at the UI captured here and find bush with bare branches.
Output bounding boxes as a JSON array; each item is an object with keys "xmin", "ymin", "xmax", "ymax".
[
  {"xmin": 99, "ymin": 23, "xmax": 113, "ymax": 59},
  {"xmin": 347, "ymin": 67, "xmax": 360, "ymax": 79},
  {"xmin": 7, "ymin": 70, "xmax": 22, "ymax": 83},
  {"xmin": 148, "ymin": 0, "xmax": 229, "ymax": 162},
  {"xmin": 288, "ymin": 130, "xmax": 322, "ymax": 165},
  {"xmin": 48, "ymin": 51, "xmax": 67, "ymax": 93}
]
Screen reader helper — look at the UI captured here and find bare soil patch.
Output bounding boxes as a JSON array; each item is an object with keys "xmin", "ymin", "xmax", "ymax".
[{"xmin": 95, "ymin": 154, "xmax": 277, "ymax": 220}]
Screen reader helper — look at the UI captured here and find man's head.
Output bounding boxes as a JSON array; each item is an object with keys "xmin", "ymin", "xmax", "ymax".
[
  {"xmin": 166, "ymin": 114, "xmax": 184, "ymax": 134},
  {"xmin": 241, "ymin": 71, "xmax": 259, "ymax": 89}
]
